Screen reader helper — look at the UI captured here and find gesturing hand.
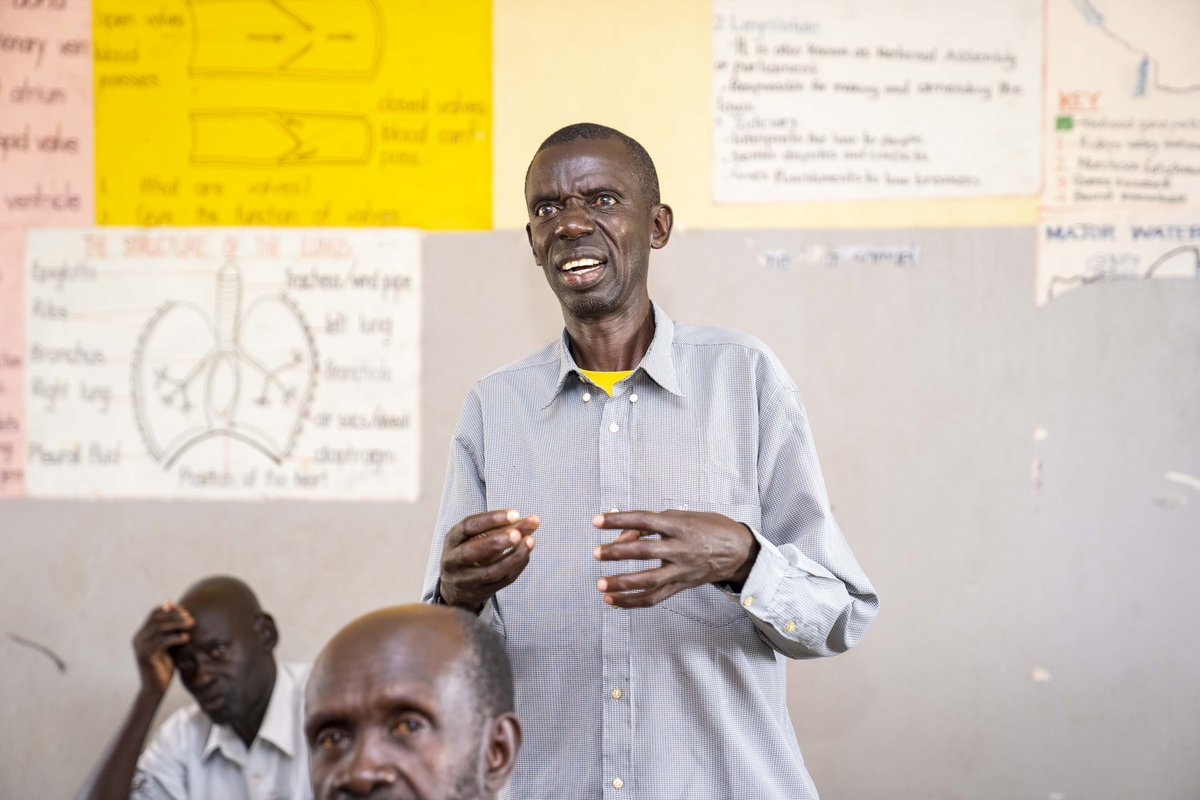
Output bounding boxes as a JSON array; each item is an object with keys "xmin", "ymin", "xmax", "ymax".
[
  {"xmin": 132, "ymin": 601, "xmax": 194, "ymax": 695},
  {"xmin": 439, "ymin": 509, "xmax": 540, "ymax": 613},
  {"xmin": 592, "ymin": 510, "xmax": 760, "ymax": 608}
]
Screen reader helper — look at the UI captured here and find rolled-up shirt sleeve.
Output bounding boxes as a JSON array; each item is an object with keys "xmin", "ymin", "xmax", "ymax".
[{"xmin": 737, "ymin": 380, "xmax": 879, "ymax": 659}]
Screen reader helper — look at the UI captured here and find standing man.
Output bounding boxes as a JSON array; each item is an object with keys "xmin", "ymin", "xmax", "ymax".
[
  {"xmin": 77, "ymin": 576, "xmax": 310, "ymax": 800},
  {"xmin": 423, "ymin": 123, "xmax": 879, "ymax": 799}
]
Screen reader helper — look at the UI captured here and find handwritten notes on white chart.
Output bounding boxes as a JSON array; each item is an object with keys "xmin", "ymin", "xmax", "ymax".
[
  {"xmin": 713, "ymin": 0, "xmax": 1041, "ymax": 202},
  {"xmin": 22, "ymin": 228, "xmax": 420, "ymax": 500}
]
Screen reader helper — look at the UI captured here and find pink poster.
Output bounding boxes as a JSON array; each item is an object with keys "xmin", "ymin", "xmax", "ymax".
[{"xmin": 0, "ymin": 0, "xmax": 94, "ymax": 496}]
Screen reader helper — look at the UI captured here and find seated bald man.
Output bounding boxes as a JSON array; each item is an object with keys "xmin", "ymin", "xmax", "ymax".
[
  {"xmin": 305, "ymin": 605, "xmax": 521, "ymax": 800},
  {"xmin": 77, "ymin": 576, "xmax": 311, "ymax": 800}
]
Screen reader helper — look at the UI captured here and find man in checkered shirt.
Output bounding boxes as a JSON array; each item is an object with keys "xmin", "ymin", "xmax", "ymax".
[{"xmin": 424, "ymin": 122, "xmax": 879, "ymax": 799}]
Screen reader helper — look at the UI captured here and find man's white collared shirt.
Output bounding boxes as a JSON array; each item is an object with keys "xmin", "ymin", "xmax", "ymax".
[{"xmin": 132, "ymin": 662, "xmax": 311, "ymax": 800}]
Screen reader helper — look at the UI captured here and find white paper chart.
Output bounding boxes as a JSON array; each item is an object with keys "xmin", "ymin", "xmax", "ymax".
[
  {"xmin": 713, "ymin": 0, "xmax": 1042, "ymax": 202},
  {"xmin": 22, "ymin": 228, "xmax": 421, "ymax": 500}
]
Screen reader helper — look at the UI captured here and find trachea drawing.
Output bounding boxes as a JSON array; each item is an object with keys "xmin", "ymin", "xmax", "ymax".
[{"xmin": 132, "ymin": 260, "xmax": 318, "ymax": 468}]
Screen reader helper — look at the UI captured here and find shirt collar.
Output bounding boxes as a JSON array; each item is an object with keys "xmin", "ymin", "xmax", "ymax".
[
  {"xmin": 544, "ymin": 301, "xmax": 682, "ymax": 408},
  {"xmin": 201, "ymin": 660, "xmax": 297, "ymax": 762}
]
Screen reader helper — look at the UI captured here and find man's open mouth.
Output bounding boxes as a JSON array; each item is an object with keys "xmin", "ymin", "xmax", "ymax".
[
  {"xmin": 197, "ymin": 689, "xmax": 226, "ymax": 710},
  {"xmin": 559, "ymin": 257, "xmax": 605, "ymax": 275}
]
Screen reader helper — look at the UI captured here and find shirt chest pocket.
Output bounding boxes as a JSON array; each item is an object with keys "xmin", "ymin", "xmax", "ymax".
[
  {"xmin": 659, "ymin": 498, "xmax": 760, "ymax": 628},
  {"xmin": 262, "ymin": 782, "xmax": 295, "ymax": 800}
]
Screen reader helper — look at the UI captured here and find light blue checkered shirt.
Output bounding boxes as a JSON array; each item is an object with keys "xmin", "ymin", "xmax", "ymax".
[{"xmin": 423, "ymin": 303, "xmax": 878, "ymax": 800}]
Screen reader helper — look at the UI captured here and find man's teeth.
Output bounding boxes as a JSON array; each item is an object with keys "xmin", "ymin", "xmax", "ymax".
[{"xmin": 561, "ymin": 258, "xmax": 602, "ymax": 271}]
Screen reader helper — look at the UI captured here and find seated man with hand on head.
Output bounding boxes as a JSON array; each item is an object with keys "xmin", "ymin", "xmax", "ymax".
[
  {"xmin": 304, "ymin": 604, "xmax": 521, "ymax": 800},
  {"xmin": 77, "ymin": 576, "xmax": 311, "ymax": 800}
]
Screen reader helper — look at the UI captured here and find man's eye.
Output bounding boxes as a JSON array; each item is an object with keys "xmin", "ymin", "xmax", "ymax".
[
  {"xmin": 208, "ymin": 645, "xmax": 228, "ymax": 660},
  {"xmin": 392, "ymin": 714, "xmax": 427, "ymax": 737},
  {"xmin": 592, "ymin": 193, "xmax": 618, "ymax": 207},
  {"xmin": 316, "ymin": 729, "xmax": 349, "ymax": 750},
  {"xmin": 534, "ymin": 203, "xmax": 558, "ymax": 218}
]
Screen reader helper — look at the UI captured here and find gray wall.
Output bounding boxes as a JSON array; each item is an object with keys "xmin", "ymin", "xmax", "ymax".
[{"xmin": 2, "ymin": 229, "xmax": 1197, "ymax": 799}]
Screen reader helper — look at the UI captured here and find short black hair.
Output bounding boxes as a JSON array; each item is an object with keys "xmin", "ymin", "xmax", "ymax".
[
  {"xmin": 525, "ymin": 122, "xmax": 661, "ymax": 205},
  {"xmin": 451, "ymin": 607, "xmax": 515, "ymax": 720}
]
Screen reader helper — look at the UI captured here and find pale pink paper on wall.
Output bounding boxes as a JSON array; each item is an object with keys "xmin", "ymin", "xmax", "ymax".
[
  {"xmin": 0, "ymin": 0, "xmax": 94, "ymax": 227},
  {"xmin": 0, "ymin": 229, "xmax": 24, "ymax": 496},
  {"xmin": 0, "ymin": 0, "xmax": 93, "ymax": 496}
]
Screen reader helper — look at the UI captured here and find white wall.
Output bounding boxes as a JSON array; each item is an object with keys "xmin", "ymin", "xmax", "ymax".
[{"xmin": 2, "ymin": 229, "xmax": 1198, "ymax": 799}]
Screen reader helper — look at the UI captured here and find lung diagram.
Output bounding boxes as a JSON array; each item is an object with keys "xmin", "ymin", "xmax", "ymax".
[{"xmin": 132, "ymin": 259, "xmax": 318, "ymax": 468}]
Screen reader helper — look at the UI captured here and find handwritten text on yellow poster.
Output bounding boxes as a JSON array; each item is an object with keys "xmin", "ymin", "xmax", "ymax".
[{"xmin": 95, "ymin": 0, "xmax": 490, "ymax": 229}]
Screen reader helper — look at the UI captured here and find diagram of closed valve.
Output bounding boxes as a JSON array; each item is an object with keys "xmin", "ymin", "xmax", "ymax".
[{"xmin": 190, "ymin": 110, "xmax": 372, "ymax": 165}]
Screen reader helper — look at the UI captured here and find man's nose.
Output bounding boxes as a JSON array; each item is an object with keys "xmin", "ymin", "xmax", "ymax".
[
  {"xmin": 555, "ymin": 200, "xmax": 593, "ymax": 239},
  {"xmin": 337, "ymin": 731, "xmax": 400, "ymax": 796},
  {"xmin": 189, "ymin": 661, "xmax": 214, "ymax": 689}
]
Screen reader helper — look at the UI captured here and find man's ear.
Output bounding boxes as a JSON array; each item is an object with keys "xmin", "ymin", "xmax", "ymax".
[
  {"xmin": 482, "ymin": 713, "xmax": 522, "ymax": 794},
  {"xmin": 526, "ymin": 223, "xmax": 539, "ymax": 265},
  {"xmin": 254, "ymin": 613, "xmax": 279, "ymax": 651},
  {"xmin": 650, "ymin": 204, "xmax": 673, "ymax": 249}
]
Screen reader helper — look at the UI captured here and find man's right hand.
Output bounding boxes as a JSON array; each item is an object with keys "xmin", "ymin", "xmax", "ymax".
[
  {"xmin": 132, "ymin": 602, "xmax": 194, "ymax": 695},
  {"xmin": 439, "ymin": 510, "xmax": 539, "ymax": 613}
]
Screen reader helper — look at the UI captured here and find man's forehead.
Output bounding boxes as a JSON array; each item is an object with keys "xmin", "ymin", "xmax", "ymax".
[
  {"xmin": 320, "ymin": 615, "xmax": 466, "ymax": 679},
  {"xmin": 308, "ymin": 671, "xmax": 440, "ymax": 713},
  {"xmin": 172, "ymin": 619, "xmax": 243, "ymax": 663},
  {"xmin": 308, "ymin": 628, "xmax": 467, "ymax": 710},
  {"xmin": 528, "ymin": 137, "xmax": 639, "ymax": 188}
]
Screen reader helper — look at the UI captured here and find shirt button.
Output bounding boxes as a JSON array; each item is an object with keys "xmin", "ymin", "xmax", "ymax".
[
  {"xmin": 629, "ymin": 393, "xmax": 638, "ymax": 403},
  {"xmin": 784, "ymin": 621, "xmax": 796, "ymax": 633},
  {"xmin": 608, "ymin": 423, "xmax": 619, "ymax": 433},
  {"xmin": 742, "ymin": 596, "xmax": 755, "ymax": 608},
  {"xmin": 610, "ymin": 688, "xmax": 623, "ymax": 699},
  {"xmin": 582, "ymin": 392, "xmax": 591, "ymax": 402},
  {"xmin": 612, "ymin": 778, "xmax": 624, "ymax": 790}
]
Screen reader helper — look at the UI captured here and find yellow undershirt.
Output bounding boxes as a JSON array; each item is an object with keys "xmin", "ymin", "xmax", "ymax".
[{"xmin": 579, "ymin": 369, "xmax": 632, "ymax": 397}]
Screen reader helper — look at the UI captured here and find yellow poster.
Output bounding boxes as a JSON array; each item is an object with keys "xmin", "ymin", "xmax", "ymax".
[{"xmin": 94, "ymin": 1, "xmax": 490, "ymax": 229}]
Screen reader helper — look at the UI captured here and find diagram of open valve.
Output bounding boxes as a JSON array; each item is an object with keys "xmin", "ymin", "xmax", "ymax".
[
  {"xmin": 132, "ymin": 260, "xmax": 318, "ymax": 468},
  {"xmin": 186, "ymin": 0, "xmax": 383, "ymax": 79}
]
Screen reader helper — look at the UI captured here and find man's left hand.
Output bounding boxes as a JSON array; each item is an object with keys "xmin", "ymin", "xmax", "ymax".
[{"xmin": 592, "ymin": 510, "xmax": 761, "ymax": 608}]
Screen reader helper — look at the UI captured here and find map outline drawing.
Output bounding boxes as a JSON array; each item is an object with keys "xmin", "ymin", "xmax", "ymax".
[
  {"xmin": 131, "ymin": 259, "xmax": 318, "ymax": 468},
  {"xmin": 1070, "ymin": 0, "xmax": 1200, "ymax": 96},
  {"xmin": 1043, "ymin": 244, "xmax": 1200, "ymax": 303}
]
